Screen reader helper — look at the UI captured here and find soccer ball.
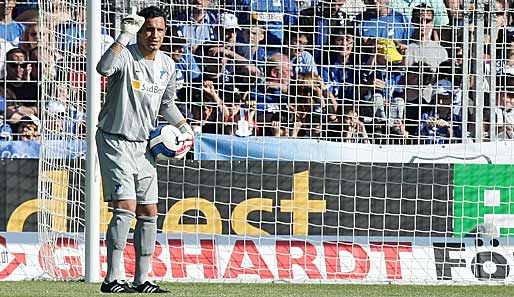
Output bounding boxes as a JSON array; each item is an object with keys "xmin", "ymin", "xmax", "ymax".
[{"xmin": 149, "ymin": 125, "xmax": 189, "ymax": 160}]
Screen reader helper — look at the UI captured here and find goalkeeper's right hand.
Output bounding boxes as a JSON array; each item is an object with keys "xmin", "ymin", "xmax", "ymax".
[{"xmin": 116, "ymin": 6, "xmax": 145, "ymax": 46}]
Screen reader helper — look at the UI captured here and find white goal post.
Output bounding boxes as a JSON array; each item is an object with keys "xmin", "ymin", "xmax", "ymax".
[{"xmin": 35, "ymin": 0, "xmax": 514, "ymax": 285}]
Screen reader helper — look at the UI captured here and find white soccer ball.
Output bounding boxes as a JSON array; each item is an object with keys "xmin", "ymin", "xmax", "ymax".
[{"xmin": 149, "ymin": 125, "xmax": 189, "ymax": 160}]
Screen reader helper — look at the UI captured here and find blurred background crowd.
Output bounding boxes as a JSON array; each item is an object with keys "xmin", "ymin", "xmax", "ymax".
[{"xmin": 2, "ymin": 0, "xmax": 514, "ymax": 145}]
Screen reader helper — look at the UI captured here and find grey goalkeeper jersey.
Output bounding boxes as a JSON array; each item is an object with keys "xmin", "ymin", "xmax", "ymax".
[{"xmin": 96, "ymin": 44, "xmax": 185, "ymax": 141}]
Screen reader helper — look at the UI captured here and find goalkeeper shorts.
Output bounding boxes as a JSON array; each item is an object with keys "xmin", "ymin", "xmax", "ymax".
[{"xmin": 96, "ymin": 129, "xmax": 158, "ymax": 204}]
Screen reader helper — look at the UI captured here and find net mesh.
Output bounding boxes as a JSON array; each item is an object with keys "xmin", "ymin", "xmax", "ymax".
[{"xmin": 35, "ymin": 0, "xmax": 514, "ymax": 283}]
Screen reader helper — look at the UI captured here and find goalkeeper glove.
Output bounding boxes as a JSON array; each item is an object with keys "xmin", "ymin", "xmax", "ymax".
[
  {"xmin": 175, "ymin": 123, "xmax": 194, "ymax": 157},
  {"xmin": 116, "ymin": 6, "xmax": 146, "ymax": 46}
]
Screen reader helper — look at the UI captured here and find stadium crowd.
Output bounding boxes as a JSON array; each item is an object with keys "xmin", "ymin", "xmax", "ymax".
[{"xmin": 0, "ymin": 0, "xmax": 513, "ymax": 144}]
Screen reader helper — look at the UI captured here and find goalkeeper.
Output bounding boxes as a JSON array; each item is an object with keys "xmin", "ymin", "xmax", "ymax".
[{"xmin": 95, "ymin": 6, "xmax": 193, "ymax": 294}]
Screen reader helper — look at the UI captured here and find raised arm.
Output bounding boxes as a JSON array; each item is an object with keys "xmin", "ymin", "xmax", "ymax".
[{"xmin": 96, "ymin": 7, "xmax": 145, "ymax": 76}]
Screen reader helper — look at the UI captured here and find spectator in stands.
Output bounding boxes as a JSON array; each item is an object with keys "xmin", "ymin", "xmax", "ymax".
[
  {"xmin": 439, "ymin": 0, "xmax": 471, "ymax": 52},
  {"xmin": 177, "ymin": 0, "xmax": 217, "ymax": 53},
  {"xmin": 406, "ymin": 4, "xmax": 448, "ymax": 71},
  {"xmin": 45, "ymin": 87, "xmax": 86, "ymax": 139},
  {"xmin": 388, "ymin": 0, "xmax": 449, "ymax": 26},
  {"xmin": 19, "ymin": 23, "xmax": 40, "ymax": 53},
  {"xmin": 167, "ymin": 26, "xmax": 202, "ymax": 119},
  {"xmin": 298, "ymin": 0, "xmax": 354, "ymax": 60},
  {"xmin": 437, "ymin": 60, "xmax": 463, "ymax": 115},
  {"xmin": 237, "ymin": 21, "xmax": 268, "ymax": 75},
  {"xmin": 245, "ymin": 0, "xmax": 300, "ymax": 46},
  {"xmin": 58, "ymin": 5, "xmax": 113, "ymax": 54},
  {"xmin": 285, "ymin": 27, "xmax": 318, "ymax": 76},
  {"xmin": 319, "ymin": 27, "xmax": 358, "ymax": 109},
  {"xmin": 355, "ymin": 0, "xmax": 412, "ymax": 43},
  {"xmin": 494, "ymin": 75, "xmax": 514, "ymax": 140},
  {"xmin": 249, "ymin": 52, "xmax": 292, "ymax": 135},
  {"xmin": 29, "ymin": 46, "xmax": 57, "ymax": 81},
  {"xmin": 0, "ymin": 95, "xmax": 12, "ymax": 140},
  {"xmin": 195, "ymin": 13, "xmax": 260, "ymax": 91},
  {"xmin": 360, "ymin": 39, "xmax": 405, "ymax": 125},
  {"xmin": 19, "ymin": 23, "xmax": 37, "ymax": 52},
  {"xmin": 195, "ymin": 80, "xmax": 256, "ymax": 135},
  {"xmin": 12, "ymin": 0, "xmax": 37, "ymax": 20},
  {"xmin": 0, "ymin": 38, "xmax": 13, "ymax": 78},
  {"xmin": 417, "ymin": 79, "xmax": 462, "ymax": 143},
  {"xmin": 15, "ymin": 114, "xmax": 40, "ymax": 141},
  {"xmin": 500, "ymin": 46, "xmax": 514, "ymax": 75},
  {"xmin": 0, "ymin": 0, "xmax": 25, "ymax": 47},
  {"xmin": 231, "ymin": 90, "xmax": 258, "ymax": 136},
  {"xmin": 48, "ymin": 0, "xmax": 72, "ymax": 25},
  {"xmin": 291, "ymin": 72, "xmax": 335, "ymax": 137},
  {"xmin": 3, "ymin": 48, "xmax": 38, "ymax": 118},
  {"xmin": 165, "ymin": 26, "xmax": 201, "ymax": 92},
  {"xmin": 13, "ymin": 7, "xmax": 37, "ymax": 23},
  {"xmin": 399, "ymin": 62, "xmax": 435, "ymax": 134},
  {"xmin": 194, "ymin": 46, "xmax": 230, "ymax": 92},
  {"xmin": 342, "ymin": 109, "xmax": 370, "ymax": 143},
  {"xmin": 169, "ymin": 28, "xmax": 187, "ymax": 93},
  {"xmin": 0, "ymin": 121, "xmax": 12, "ymax": 140}
]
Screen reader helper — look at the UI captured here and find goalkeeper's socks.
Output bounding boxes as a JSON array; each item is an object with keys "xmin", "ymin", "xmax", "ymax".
[
  {"xmin": 105, "ymin": 208, "xmax": 134, "ymax": 283},
  {"xmin": 133, "ymin": 215, "xmax": 158, "ymax": 286}
]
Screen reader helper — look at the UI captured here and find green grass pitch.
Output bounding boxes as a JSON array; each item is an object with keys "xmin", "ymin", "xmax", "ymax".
[{"xmin": 0, "ymin": 282, "xmax": 512, "ymax": 296}]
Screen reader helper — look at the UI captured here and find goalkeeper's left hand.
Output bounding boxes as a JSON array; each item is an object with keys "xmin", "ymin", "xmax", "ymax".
[{"xmin": 176, "ymin": 122, "xmax": 194, "ymax": 156}]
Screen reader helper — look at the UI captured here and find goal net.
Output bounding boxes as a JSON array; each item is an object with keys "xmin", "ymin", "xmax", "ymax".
[{"xmin": 37, "ymin": 0, "xmax": 514, "ymax": 284}]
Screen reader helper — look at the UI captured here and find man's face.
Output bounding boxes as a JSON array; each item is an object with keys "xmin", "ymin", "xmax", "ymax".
[
  {"xmin": 6, "ymin": 52, "xmax": 27, "ymax": 80},
  {"xmin": 0, "ymin": 0, "xmax": 16, "ymax": 17},
  {"xmin": 192, "ymin": 0, "xmax": 211, "ymax": 11},
  {"xmin": 436, "ymin": 93, "xmax": 452, "ymax": 109},
  {"xmin": 496, "ymin": 1, "xmax": 507, "ymax": 27},
  {"xmin": 137, "ymin": 16, "xmax": 167, "ymax": 53},
  {"xmin": 271, "ymin": 60, "xmax": 292, "ymax": 92},
  {"xmin": 374, "ymin": 0, "xmax": 389, "ymax": 15},
  {"xmin": 25, "ymin": 25, "xmax": 40, "ymax": 44},
  {"xmin": 445, "ymin": 0, "xmax": 461, "ymax": 18},
  {"xmin": 18, "ymin": 122, "xmax": 38, "ymax": 140},
  {"xmin": 291, "ymin": 34, "xmax": 308, "ymax": 57},
  {"xmin": 222, "ymin": 28, "xmax": 237, "ymax": 47},
  {"xmin": 249, "ymin": 27, "xmax": 264, "ymax": 45},
  {"xmin": 415, "ymin": 10, "xmax": 434, "ymax": 39},
  {"xmin": 278, "ymin": 63, "xmax": 292, "ymax": 83},
  {"xmin": 30, "ymin": 48, "xmax": 55, "ymax": 80},
  {"xmin": 334, "ymin": 34, "xmax": 353, "ymax": 57},
  {"xmin": 454, "ymin": 48, "xmax": 463, "ymax": 65},
  {"xmin": 171, "ymin": 45, "xmax": 184, "ymax": 62}
]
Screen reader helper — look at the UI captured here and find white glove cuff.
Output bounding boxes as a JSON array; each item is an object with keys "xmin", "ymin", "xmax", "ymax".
[
  {"xmin": 178, "ymin": 123, "xmax": 193, "ymax": 135},
  {"xmin": 116, "ymin": 33, "xmax": 132, "ymax": 46}
]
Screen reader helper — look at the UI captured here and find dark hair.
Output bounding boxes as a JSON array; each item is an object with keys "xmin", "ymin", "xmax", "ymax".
[
  {"xmin": 408, "ymin": 62, "xmax": 435, "ymax": 86},
  {"xmin": 6, "ymin": 48, "xmax": 27, "ymax": 60},
  {"xmin": 411, "ymin": 3, "xmax": 435, "ymax": 24},
  {"xmin": 138, "ymin": 6, "xmax": 167, "ymax": 22},
  {"xmin": 497, "ymin": 75, "xmax": 514, "ymax": 94},
  {"xmin": 438, "ymin": 60, "xmax": 462, "ymax": 86},
  {"xmin": 28, "ymin": 46, "xmax": 39, "ymax": 60},
  {"xmin": 284, "ymin": 26, "xmax": 309, "ymax": 45}
]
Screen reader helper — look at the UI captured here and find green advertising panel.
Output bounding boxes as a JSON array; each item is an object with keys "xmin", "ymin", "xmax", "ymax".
[{"xmin": 454, "ymin": 164, "xmax": 514, "ymax": 237}]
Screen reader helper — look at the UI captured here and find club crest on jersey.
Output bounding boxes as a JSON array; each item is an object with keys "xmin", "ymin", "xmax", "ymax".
[
  {"xmin": 132, "ymin": 79, "xmax": 165, "ymax": 95},
  {"xmin": 159, "ymin": 69, "xmax": 169, "ymax": 81},
  {"xmin": 114, "ymin": 184, "xmax": 123, "ymax": 194}
]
